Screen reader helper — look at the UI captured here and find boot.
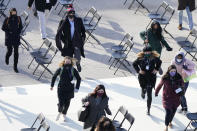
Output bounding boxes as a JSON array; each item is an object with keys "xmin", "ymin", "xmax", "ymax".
[
  {"xmin": 147, "ymin": 108, "xmax": 150, "ymax": 115},
  {"xmin": 14, "ymin": 66, "xmax": 19, "ymax": 73},
  {"xmin": 178, "ymin": 24, "xmax": 182, "ymax": 30},
  {"xmin": 63, "ymin": 114, "xmax": 67, "ymax": 122},
  {"xmin": 141, "ymin": 89, "xmax": 146, "ymax": 99},
  {"xmin": 5, "ymin": 56, "xmax": 9, "ymax": 65},
  {"xmin": 168, "ymin": 123, "xmax": 173, "ymax": 128},
  {"xmin": 77, "ymin": 63, "xmax": 82, "ymax": 72}
]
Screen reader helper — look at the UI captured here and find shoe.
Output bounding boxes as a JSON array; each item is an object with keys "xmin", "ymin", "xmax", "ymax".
[
  {"xmin": 159, "ymin": 68, "xmax": 163, "ymax": 75},
  {"xmin": 14, "ymin": 67, "xmax": 19, "ymax": 73},
  {"xmin": 164, "ymin": 126, "xmax": 168, "ymax": 131},
  {"xmin": 178, "ymin": 108, "xmax": 183, "ymax": 113},
  {"xmin": 178, "ymin": 24, "xmax": 182, "ymax": 30},
  {"xmin": 5, "ymin": 57, "xmax": 9, "ymax": 65},
  {"xmin": 168, "ymin": 123, "xmax": 173, "ymax": 128},
  {"xmin": 56, "ymin": 113, "xmax": 61, "ymax": 121},
  {"xmin": 77, "ymin": 64, "xmax": 81, "ymax": 72},
  {"xmin": 183, "ymin": 110, "xmax": 188, "ymax": 115},
  {"xmin": 63, "ymin": 115, "xmax": 67, "ymax": 122},
  {"xmin": 147, "ymin": 110, "xmax": 150, "ymax": 115},
  {"xmin": 141, "ymin": 89, "xmax": 145, "ymax": 99}
]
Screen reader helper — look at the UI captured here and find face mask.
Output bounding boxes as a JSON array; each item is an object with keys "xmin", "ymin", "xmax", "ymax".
[
  {"xmin": 97, "ymin": 92, "xmax": 104, "ymax": 97},
  {"xmin": 176, "ymin": 58, "xmax": 182, "ymax": 63},
  {"xmin": 169, "ymin": 71, "xmax": 176, "ymax": 77},
  {"xmin": 68, "ymin": 15, "xmax": 74, "ymax": 19},
  {"xmin": 144, "ymin": 54, "xmax": 151, "ymax": 58}
]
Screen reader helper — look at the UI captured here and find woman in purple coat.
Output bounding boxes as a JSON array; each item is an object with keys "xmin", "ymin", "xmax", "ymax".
[{"xmin": 155, "ymin": 65, "xmax": 184, "ymax": 131}]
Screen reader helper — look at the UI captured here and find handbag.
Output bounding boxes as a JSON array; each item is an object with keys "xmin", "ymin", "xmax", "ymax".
[{"xmin": 78, "ymin": 106, "xmax": 89, "ymax": 122}]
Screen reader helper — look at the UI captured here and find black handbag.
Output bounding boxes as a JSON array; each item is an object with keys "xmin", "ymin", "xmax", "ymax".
[{"xmin": 78, "ymin": 106, "xmax": 89, "ymax": 122}]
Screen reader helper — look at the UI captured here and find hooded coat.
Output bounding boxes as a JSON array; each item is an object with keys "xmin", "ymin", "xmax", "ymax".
[
  {"xmin": 171, "ymin": 52, "xmax": 196, "ymax": 82},
  {"xmin": 178, "ymin": 0, "xmax": 195, "ymax": 12}
]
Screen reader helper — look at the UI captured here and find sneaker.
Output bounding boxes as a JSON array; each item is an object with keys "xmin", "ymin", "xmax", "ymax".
[
  {"xmin": 63, "ymin": 115, "xmax": 67, "ymax": 122},
  {"xmin": 169, "ymin": 123, "xmax": 173, "ymax": 128},
  {"xmin": 56, "ymin": 113, "xmax": 61, "ymax": 121},
  {"xmin": 178, "ymin": 24, "xmax": 182, "ymax": 30},
  {"xmin": 77, "ymin": 64, "xmax": 81, "ymax": 72},
  {"xmin": 164, "ymin": 126, "xmax": 168, "ymax": 131}
]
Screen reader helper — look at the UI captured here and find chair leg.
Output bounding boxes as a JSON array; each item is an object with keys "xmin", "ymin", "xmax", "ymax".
[
  {"xmin": 55, "ymin": 2, "xmax": 60, "ymax": 10},
  {"xmin": 123, "ymin": 0, "xmax": 128, "ymax": 5},
  {"xmin": 38, "ymin": 64, "xmax": 49, "ymax": 80},
  {"xmin": 146, "ymin": 20, "xmax": 152, "ymax": 30},
  {"xmin": 134, "ymin": 3, "xmax": 141, "ymax": 14},
  {"xmin": 114, "ymin": 60, "xmax": 120, "ymax": 67},
  {"xmin": 114, "ymin": 62, "xmax": 122, "ymax": 75},
  {"xmin": 125, "ymin": 60, "xmax": 131, "ymax": 66},
  {"xmin": 33, "ymin": 64, "xmax": 40, "ymax": 75},
  {"xmin": 109, "ymin": 57, "xmax": 112, "ymax": 62},
  {"xmin": 184, "ymin": 121, "xmax": 191, "ymax": 131},
  {"xmin": 58, "ymin": 5, "xmax": 64, "ymax": 15},
  {"xmin": 109, "ymin": 59, "xmax": 116, "ymax": 69},
  {"xmin": 164, "ymin": 28, "xmax": 174, "ymax": 39},
  {"xmin": 28, "ymin": 58, "xmax": 35, "ymax": 69},
  {"xmin": 128, "ymin": 0, "xmax": 135, "ymax": 9}
]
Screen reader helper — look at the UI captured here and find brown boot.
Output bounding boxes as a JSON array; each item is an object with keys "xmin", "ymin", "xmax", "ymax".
[
  {"xmin": 178, "ymin": 24, "xmax": 182, "ymax": 30},
  {"xmin": 164, "ymin": 126, "xmax": 168, "ymax": 131},
  {"xmin": 169, "ymin": 123, "xmax": 173, "ymax": 128}
]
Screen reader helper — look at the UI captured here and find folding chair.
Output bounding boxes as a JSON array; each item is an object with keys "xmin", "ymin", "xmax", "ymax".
[
  {"xmin": 55, "ymin": 0, "xmax": 74, "ymax": 15},
  {"xmin": 85, "ymin": 12, "xmax": 102, "ymax": 44},
  {"xmin": 154, "ymin": 6, "xmax": 175, "ymax": 39},
  {"xmin": 123, "ymin": 0, "xmax": 129, "ymax": 5},
  {"xmin": 184, "ymin": 112, "xmax": 197, "ymax": 131},
  {"xmin": 146, "ymin": 1, "xmax": 169, "ymax": 29},
  {"xmin": 20, "ymin": 11, "xmax": 30, "ymax": 36},
  {"xmin": 112, "ymin": 106, "xmax": 128, "ymax": 128},
  {"xmin": 109, "ymin": 39, "xmax": 134, "ymax": 75},
  {"xmin": 0, "ymin": 0, "xmax": 10, "ymax": 18},
  {"xmin": 83, "ymin": 7, "xmax": 97, "ymax": 25},
  {"xmin": 116, "ymin": 113, "xmax": 135, "ymax": 131},
  {"xmin": 109, "ymin": 33, "xmax": 133, "ymax": 62},
  {"xmin": 28, "ymin": 39, "xmax": 52, "ymax": 70},
  {"xmin": 21, "ymin": 113, "xmax": 45, "ymax": 131},
  {"xmin": 191, "ymin": 122, "xmax": 197, "ymax": 131},
  {"xmin": 128, "ymin": 0, "xmax": 150, "ymax": 14},
  {"xmin": 33, "ymin": 44, "xmax": 58, "ymax": 80},
  {"xmin": 37, "ymin": 121, "xmax": 50, "ymax": 131}
]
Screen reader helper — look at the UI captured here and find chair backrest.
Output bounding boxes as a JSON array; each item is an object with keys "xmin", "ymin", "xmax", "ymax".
[
  {"xmin": 38, "ymin": 121, "xmax": 50, "ymax": 131},
  {"xmin": 89, "ymin": 12, "xmax": 102, "ymax": 30},
  {"xmin": 20, "ymin": 11, "xmax": 30, "ymax": 36},
  {"xmin": 119, "ymin": 33, "xmax": 133, "ymax": 46},
  {"xmin": 160, "ymin": 5, "xmax": 175, "ymax": 22},
  {"xmin": 155, "ymin": 1, "xmax": 169, "ymax": 14},
  {"xmin": 122, "ymin": 39, "xmax": 134, "ymax": 54},
  {"xmin": 84, "ymin": 7, "xmax": 97, "ymax": 19},
  {"xmin": 0, "ymin": 0, "xmax": 10, "ymax": 9},
  {"xmin": 113, "ymin": 106, "xmax": 128, "ymax": 121},
  {"xmin": 20, "ymin": 11, "xmax": 29, "ymax": 21},
  {"xmin": 31, "ymin": 113, "xmax": 45, "ymax": 128},
  {"xmin": 125, "ymin": 113, "xmax": 135, "ymax": 131}
]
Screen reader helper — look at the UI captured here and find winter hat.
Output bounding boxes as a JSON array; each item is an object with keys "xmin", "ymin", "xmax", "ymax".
[
  {"xmin": 143, "ymin": 46, "xmax": 152, "ymax": 52},
  {"xmin": 67, "ymin": 5, "xmax": 75, "ymax": 14},
  {"xmin": 175, "ymin": 52, "xmax": 185, "ymax": 65}
]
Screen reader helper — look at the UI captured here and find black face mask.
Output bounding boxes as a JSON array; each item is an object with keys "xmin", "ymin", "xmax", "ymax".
[{"xmin": 68, "ymin": 15, "xmax": 74, "ymax": 19}]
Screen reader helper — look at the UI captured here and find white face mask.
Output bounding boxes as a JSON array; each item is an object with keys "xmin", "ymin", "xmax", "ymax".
[{"xmin": 177, "ymin": 59, "xmax": 182, "ymax": 63}]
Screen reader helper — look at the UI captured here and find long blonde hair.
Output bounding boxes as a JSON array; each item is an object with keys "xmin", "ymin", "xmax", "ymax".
[{"xmin": 59, "ymin": 56, "xmax": 77, "ymax": 67}]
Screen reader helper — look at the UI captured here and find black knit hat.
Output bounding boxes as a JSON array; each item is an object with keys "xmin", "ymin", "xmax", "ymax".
[{"xmin": 143, "ymin": 46, "xmax": 152, "ymax": 52}]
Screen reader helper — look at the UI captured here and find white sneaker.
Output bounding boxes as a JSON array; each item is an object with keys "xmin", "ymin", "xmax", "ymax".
[
  {"xmin": 63, "ymin": 115, "xmax": 67, "ymax": 122},
  {"xmin": 56, "ymin": 113, "xmax": 61, "ymax": 121}
]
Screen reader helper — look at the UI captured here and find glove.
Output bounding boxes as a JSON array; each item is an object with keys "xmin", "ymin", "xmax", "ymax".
[
  {"xmin": 74, "ymin": 89, "xmax": 79, "ymax": 93},
  {"xmin": 167, "ymin": 47, "xmax": 173, "ymax": 51},
  {"xmin": 155, "ymin": 94, "xmax": 158, "ymax": 97},
  {"xmin": 183, "ymin": 65, "xmax": 188, "ymax": 70}
]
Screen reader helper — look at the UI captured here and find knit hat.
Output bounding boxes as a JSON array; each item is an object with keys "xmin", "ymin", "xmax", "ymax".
[
  {"xmin": 143, "ymin": 46, "xmax": 152, "ymax": 52},
  {"xmin": 66, "ymin": 4, "xmax": 75, "ymax": 14},
  {"xmin": 175, "ymin": 52, "xmax": 185, "ymax": 65}
]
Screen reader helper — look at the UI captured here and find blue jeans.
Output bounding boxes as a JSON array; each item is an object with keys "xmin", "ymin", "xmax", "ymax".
[
  {"xmin": 179, "ymin": 6, "xmax": 193, "ymax": 30},
  {"xmin": 180, "ymin": 82, "xmax": 189, "ymax": 110}
]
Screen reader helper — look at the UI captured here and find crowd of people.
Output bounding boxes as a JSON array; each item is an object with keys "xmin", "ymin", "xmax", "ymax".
[{"xmin": 0, "ymin": 0, "xmax": 196, "ymax": 131}]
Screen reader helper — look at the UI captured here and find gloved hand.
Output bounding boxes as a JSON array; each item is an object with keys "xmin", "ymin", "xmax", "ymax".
[
  {"xmin": 183, "ymin": 65, "xmax": 188, "ymax": 70},
  {"xmin": 155, "ymin": 94, "xmax": 158, "ymax": 97},
  {"xmin": 167, "ymin": 47, "xmax": 173, "ymax": 51},
  {"xmin": 74, "ymin": 89, "xmax": 79, "ymax": 93}
]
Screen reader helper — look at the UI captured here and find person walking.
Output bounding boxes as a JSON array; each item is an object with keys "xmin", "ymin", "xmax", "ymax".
[
  {"xmin": 178, "ymin": 0, "xmax": 195, "ymax": 32},
  {"xmin": 133, "ymin": 46, "xmax": 162, "ymax": 115},
  {"xmin": 28, "ymin": 0, "xmax": 57, "ymax": 39},
  {"xmin": 95, "ymin": 116, "xmax": 116, "ymax": 131},
  {"xmin": 2, "ymin": 8, "xmax": 23, "ymax": 73},
  {"xmin": 155, "ymin": 65, "xmax": 184, "ymax": 131},
  {"xmin": 50, "ymin": 56, "xmax": 81, "ymax": 122},
  {"xmin": 171, "ymin": 52, "xmax": 196, "ymax": 114},
  {"xmin": 82, "ymin": 85, "xmax": 112, "ymax": 131},
  {"xmin": 56, "ymin": 8, "xmax": 86, "ymax": 72},
  {"xmin": 140, "ymin": 21, "xmax": 172, "ymax": 74}
]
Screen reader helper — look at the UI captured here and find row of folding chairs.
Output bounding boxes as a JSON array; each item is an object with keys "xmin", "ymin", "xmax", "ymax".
[
  {"xmin": 109, "ymin": 33, "xmax": 134, "ymax": 75},
  {"xmin": 146, "ymin": 1, "xmax": 175, "ymax": 39},
  {"xmin": 124, "ymin": 0, "xmax": 150, "ymax": 14},
  {"xmin": 0, "ymin": 0, "xmax": 10, "ymax": 18},
  {"xmin": 177, "ymin": 29, "xmax": 197, "ymax": 61},
  {"xmin": 83, "ymin": 7, "xmax": 102, "ymax": 45},
  {"xmin": 21, "ymin": 113, "xmax": 50, "ymax": 131},
  {"xmin": 112, "ymin": 106, "xmax": 135, "ymax": 131},
  {"xmin": 185, "ymin": 112, "xmax": 197, "ymax": 131}
]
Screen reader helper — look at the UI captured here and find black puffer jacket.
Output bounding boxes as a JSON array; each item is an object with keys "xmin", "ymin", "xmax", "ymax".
[
  {"xmin": 178, "ymin": 0, "xmax": 195, "ymax": 12},
  {"xmin": 28, "ymin": 0, "xmax": 57, "ymax": 12},
  {"xmin": 2, "ymin": 16, "xmax": 23, "ymax": 46}
]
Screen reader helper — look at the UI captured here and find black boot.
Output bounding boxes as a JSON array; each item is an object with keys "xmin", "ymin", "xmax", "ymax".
[
  {"xmin": 147, "ymin": 108, "xmax": 150, "ymax": 115},
  {"xmin": 5, "ymin": 56, "xmax": 9, "ymax": 65},
  {"xmin": 77, "ymin": 63, "xmax": 81, "ymax": 72},
  {"xmin": 141, "ymin": 89, "xmax": 146, "ymax": 99},
  {"xmin": 14, "ymin": 65, "xmax": 19, "ymax": 73}
]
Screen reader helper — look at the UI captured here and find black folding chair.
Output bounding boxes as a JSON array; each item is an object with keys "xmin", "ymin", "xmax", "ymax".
[
  {"xmin": 116, "ymin": 113, "xmax": 135, "ymax": 131},
  {"xmin": 109, "ymin": 39, "xmax": 134, "ymax": 75},
  {"xmin": 32, "ymin": 44, "xmax": 58, "ymax": 80},
  {"xmin": 21, "ymin": 113, "xmax": 45, "ymax": 131},
  {"xmin": 109, "ymin": 33, "xmax": 133, "ymax": 62},
  {"xmin": 37, "ymin": 121, "xmax": 50, "ymax": 131},
  {"xmin": 146, "ymin": 1, "xmax": 169, "ymax": 30},
  {"xmin": 83, "ymin": 7, "xmax": 97, "ymax": 25},
  {"xmin": 85, "ymin": 12, "xmax": 102, "ymax": 45},
  {"xmin": 184, "ymin": 112, "xmax": 197, "ymax": 131},
  {"xmin": 154, "ymin": 6, "xmax": 175, "ymax": 39},
  {"xmin": 112, "ymin": 106, "xmax": 128, "ymax": 128},
  {"xmin": 0, "ymin": 0, "xmax": 10, "ymax": 18},
  {"xmin": 55, "ymin": 0, "xmax": 74, "ymax": 15},
  {"xmin": 128, "ymin": 0, "xmax": 150, "ymax": 14}
]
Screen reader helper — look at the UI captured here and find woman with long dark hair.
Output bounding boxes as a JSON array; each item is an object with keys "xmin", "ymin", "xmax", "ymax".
[
  {"xmin": 155, "ymin": 65, "xmax": 184, "ymax": 131},
  {"xmin": 82, "ymin": 85, "xmax": 112, "ymax": 131},
  {"xmin": 95, "ymin": 116, "xmax": 115, "ymax": 131},
  {"xmin": 2, "ymin": 8, "xmax": 23, "ymax": 73}
]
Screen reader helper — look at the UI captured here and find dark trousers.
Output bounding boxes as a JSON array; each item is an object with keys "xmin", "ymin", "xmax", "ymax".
[
  {"xmin": 6, "ymin": 45, "xmax": 19, "ymax": 67},
  {"xmin": 180, "ymin": 82, "xmax": 189, "ymax": 110},
  {"xmin": 57, "ymin": 89, "xmax": 71, "ymax": 115},
  {"xmin": 165, "ymin": 108, "xmax": 177, "ymax": 126},
  {"xmin": 146, "ymin": 86, "xmax": 153, "ymax": 109}
]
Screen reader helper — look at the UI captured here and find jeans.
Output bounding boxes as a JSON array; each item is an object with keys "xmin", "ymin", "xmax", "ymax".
[
  {"xmin": 180, "ymin": 82, "xmax": 189, "ymax": 110},
  {"xmin": 179, "ymin": 6, "xmax": 193, "ymax": 30},
  {"xmin": 165, "ymin": 108, "xmax": 177, "ymax": 126},
  {"xmin": 37, "ymin": 11, "xmax": 49, "ymax": 39},
  {"xmin": 6, "ymin": 45, "xmax": 19, "ymax": 67}
]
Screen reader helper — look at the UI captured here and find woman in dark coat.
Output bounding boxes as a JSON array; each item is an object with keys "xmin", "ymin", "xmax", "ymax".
[
  {"xmin": 82, "ymin": 85, "xmax": 112, "ymax": 131},
  {"xmin": 155, "ymin": 65, "xmax": 184, "ymax": 131},
  {"xmin": 178, "ymin": 0, "xmax": 195, "ymax": 31},
  {"xmin": 133, "ymin": 46, "xmax": 162, "ymax": 115},
  {"xmin": 2, "ymin": 8, "xmax": 23, "ymax": 73},
  {"xmin": 51, "ymin": 56, "xmax": 81, "ymax": 122}
]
